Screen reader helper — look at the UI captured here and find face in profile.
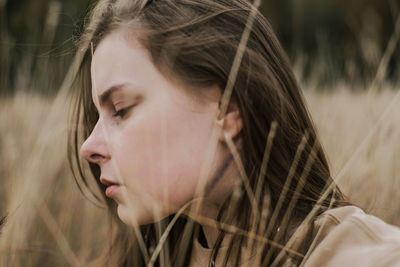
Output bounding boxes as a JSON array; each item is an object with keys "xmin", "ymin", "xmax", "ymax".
[{"xmin": 79, "ymin": 28, "xmax": 240, "ymax": 226}]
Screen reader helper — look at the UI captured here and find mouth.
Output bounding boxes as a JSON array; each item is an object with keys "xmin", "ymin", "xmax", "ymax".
[
  {"xmin": 100, "ymin": 177, "xmax": 122, "ymax": 198},
  {"xmin": 105, "ymin": 184, "xmax": 121, "ymax": 197}
]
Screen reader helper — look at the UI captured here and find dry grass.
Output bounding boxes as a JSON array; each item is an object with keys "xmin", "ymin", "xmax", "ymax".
[
  {"xmin": 0, "ymin": 92, "xmax": 108, "ymax": 266},
  {"xmin": 304, "ymin": 87, "xmax": 400, "ymax": 225},
  {"xmin": 0, "ymin": 85, "xmax": 399, "ymax": 266},
  {"xmin": 1, "ymin": 1, "xmax": 399, "ymax": 265}
]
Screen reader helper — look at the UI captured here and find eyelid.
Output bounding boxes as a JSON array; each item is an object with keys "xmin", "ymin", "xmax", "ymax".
[
  {"xmin": 112, "ymin": 94, "xmax": 143, "ymax": 110},
  {"xmin": 112, "ymin": 104, "xmax": 136, "ymax": 118}
]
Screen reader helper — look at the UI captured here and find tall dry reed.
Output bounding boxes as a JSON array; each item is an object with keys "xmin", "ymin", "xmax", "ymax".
[{"xmin": 0, "ymin": 85, "xmax": 399, "ymax": 266}]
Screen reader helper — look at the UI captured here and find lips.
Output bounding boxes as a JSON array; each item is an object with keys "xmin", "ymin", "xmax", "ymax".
[
  {"xmin": 105, "ymin": 185, "xmax": 120, "ymax": 197},
  {"xmin": 100, "ymin": 177, "xmax": 122, "ymax": 197}
]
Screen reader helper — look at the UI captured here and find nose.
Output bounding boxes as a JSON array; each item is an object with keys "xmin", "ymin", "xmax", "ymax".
[{"xmin": 79, "ymin": 122, "xmax": 111, "ymax": 165}]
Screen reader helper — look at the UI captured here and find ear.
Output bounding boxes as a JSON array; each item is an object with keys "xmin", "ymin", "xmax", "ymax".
[{"xmin": 216, "ymin": 98, "xmax": 243, "ymax": 143}]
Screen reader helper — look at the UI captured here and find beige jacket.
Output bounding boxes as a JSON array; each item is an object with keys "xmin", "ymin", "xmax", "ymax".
[
  {"xmin": 301, "ymin": 205, "xmax": 400, "ymax": 267},
  {"xmin": 189, "ymin": 206, "xmax": 400, "ymax": 266}
]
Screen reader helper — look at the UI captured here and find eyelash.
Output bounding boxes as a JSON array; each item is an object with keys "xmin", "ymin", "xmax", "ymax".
[{"xmin": 112, "ymin": 105, "xmax": 134, "ymax": 119}]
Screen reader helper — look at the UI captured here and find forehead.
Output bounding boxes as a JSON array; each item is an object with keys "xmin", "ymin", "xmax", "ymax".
[
  {"xmin": 89, "ymin": 28, "xmax": 221, "ymax": 109},
  {"xmin": 90, "ymin": 29, "xmax": 148, "ymax": 95}
]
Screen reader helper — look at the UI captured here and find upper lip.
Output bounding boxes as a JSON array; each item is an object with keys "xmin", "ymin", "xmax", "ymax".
[{"xmin": 100, "ymin": 177, "xmax": 121, "ymax": 186}]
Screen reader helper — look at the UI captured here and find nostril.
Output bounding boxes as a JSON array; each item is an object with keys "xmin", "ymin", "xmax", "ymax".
[{"xmin": 89, "ymin": 153, "xmax": 106, "ymax": 163}]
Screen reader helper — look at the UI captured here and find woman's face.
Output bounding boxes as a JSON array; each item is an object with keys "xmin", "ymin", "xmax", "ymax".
[{"xmin": 79, "ymin": 29, "xmax": 233, "ymax": 226}]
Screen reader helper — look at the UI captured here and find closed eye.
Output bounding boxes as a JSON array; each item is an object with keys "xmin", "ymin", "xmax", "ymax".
[{"xmin": 112, "ymin": 104, "xmax": 135, "ymax": 118}]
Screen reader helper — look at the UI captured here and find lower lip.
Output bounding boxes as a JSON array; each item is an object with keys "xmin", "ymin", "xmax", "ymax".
[{"xmin": 105, "ymin": 185, "xmax": 121, "ymax": 197}]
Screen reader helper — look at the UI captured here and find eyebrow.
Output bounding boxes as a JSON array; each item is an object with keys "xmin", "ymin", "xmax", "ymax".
[{"xmin": 96, "ymin": 84, "xmax": 125, "ymax": 108}]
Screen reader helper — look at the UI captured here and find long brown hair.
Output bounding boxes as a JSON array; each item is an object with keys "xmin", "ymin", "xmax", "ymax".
[{"xmin": 68, "ymin": 0, "xmax": 348, "ymax": 266}]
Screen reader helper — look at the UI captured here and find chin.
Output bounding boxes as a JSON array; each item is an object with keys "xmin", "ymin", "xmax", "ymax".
[{"xmin": 116, "ymin": 203, "xmax": 167, "ymax": 226}]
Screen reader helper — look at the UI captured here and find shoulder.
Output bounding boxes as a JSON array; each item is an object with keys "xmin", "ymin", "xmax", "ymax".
[{"xmin": 302, "ymin": 205, "xmax": 400, "ymax": 267}]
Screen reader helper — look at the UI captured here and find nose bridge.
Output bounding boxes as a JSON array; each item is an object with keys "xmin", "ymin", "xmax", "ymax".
[{"xmin": 80, "ymin": 120, "xmax": 110, "ymax": 162}]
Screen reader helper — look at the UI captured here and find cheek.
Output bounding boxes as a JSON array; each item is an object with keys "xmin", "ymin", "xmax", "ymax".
[
  {"xmin": 160, "ymin": 107, "xmax": 217, "ymax": 202},
  {"xmin": 112, "ymin": 118, "xmax": 165, "ymax": 198},
  {"xmin": 112, "ymin": 99, "xmax": 216, "ymax": 215}
]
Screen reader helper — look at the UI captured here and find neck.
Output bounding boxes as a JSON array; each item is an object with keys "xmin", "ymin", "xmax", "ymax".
[
  {"xmin": 193, "ymin": 168, "xmax": 239, "ymax": 248},
  {"xmin": 188, "ymin": 149, "xmax": 241, "ymax": 249}
]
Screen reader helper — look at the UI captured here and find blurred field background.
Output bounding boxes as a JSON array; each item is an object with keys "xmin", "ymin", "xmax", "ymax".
[{"xmin": 1, "ymin": 0, "xmax": 400, "ymax": 266}]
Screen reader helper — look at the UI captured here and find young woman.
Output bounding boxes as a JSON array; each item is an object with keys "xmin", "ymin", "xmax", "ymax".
[{"xmin": 68, "ymin": 0, "xmax": 400, "ymax": 266}]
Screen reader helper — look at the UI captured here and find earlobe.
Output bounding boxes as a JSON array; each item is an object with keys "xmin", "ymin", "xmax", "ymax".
[
  {"xmin": 223, "ymin": 109, "xmax": 243, "ymax": 140},
  {"xmin": 215, "ymin": 101, "xmax": 243, "ymax": 143}
]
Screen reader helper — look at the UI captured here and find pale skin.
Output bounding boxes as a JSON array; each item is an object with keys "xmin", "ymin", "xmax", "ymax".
[{"xmin": 79, "ymin": 28, "xmax": 243, "ymax": 249}]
